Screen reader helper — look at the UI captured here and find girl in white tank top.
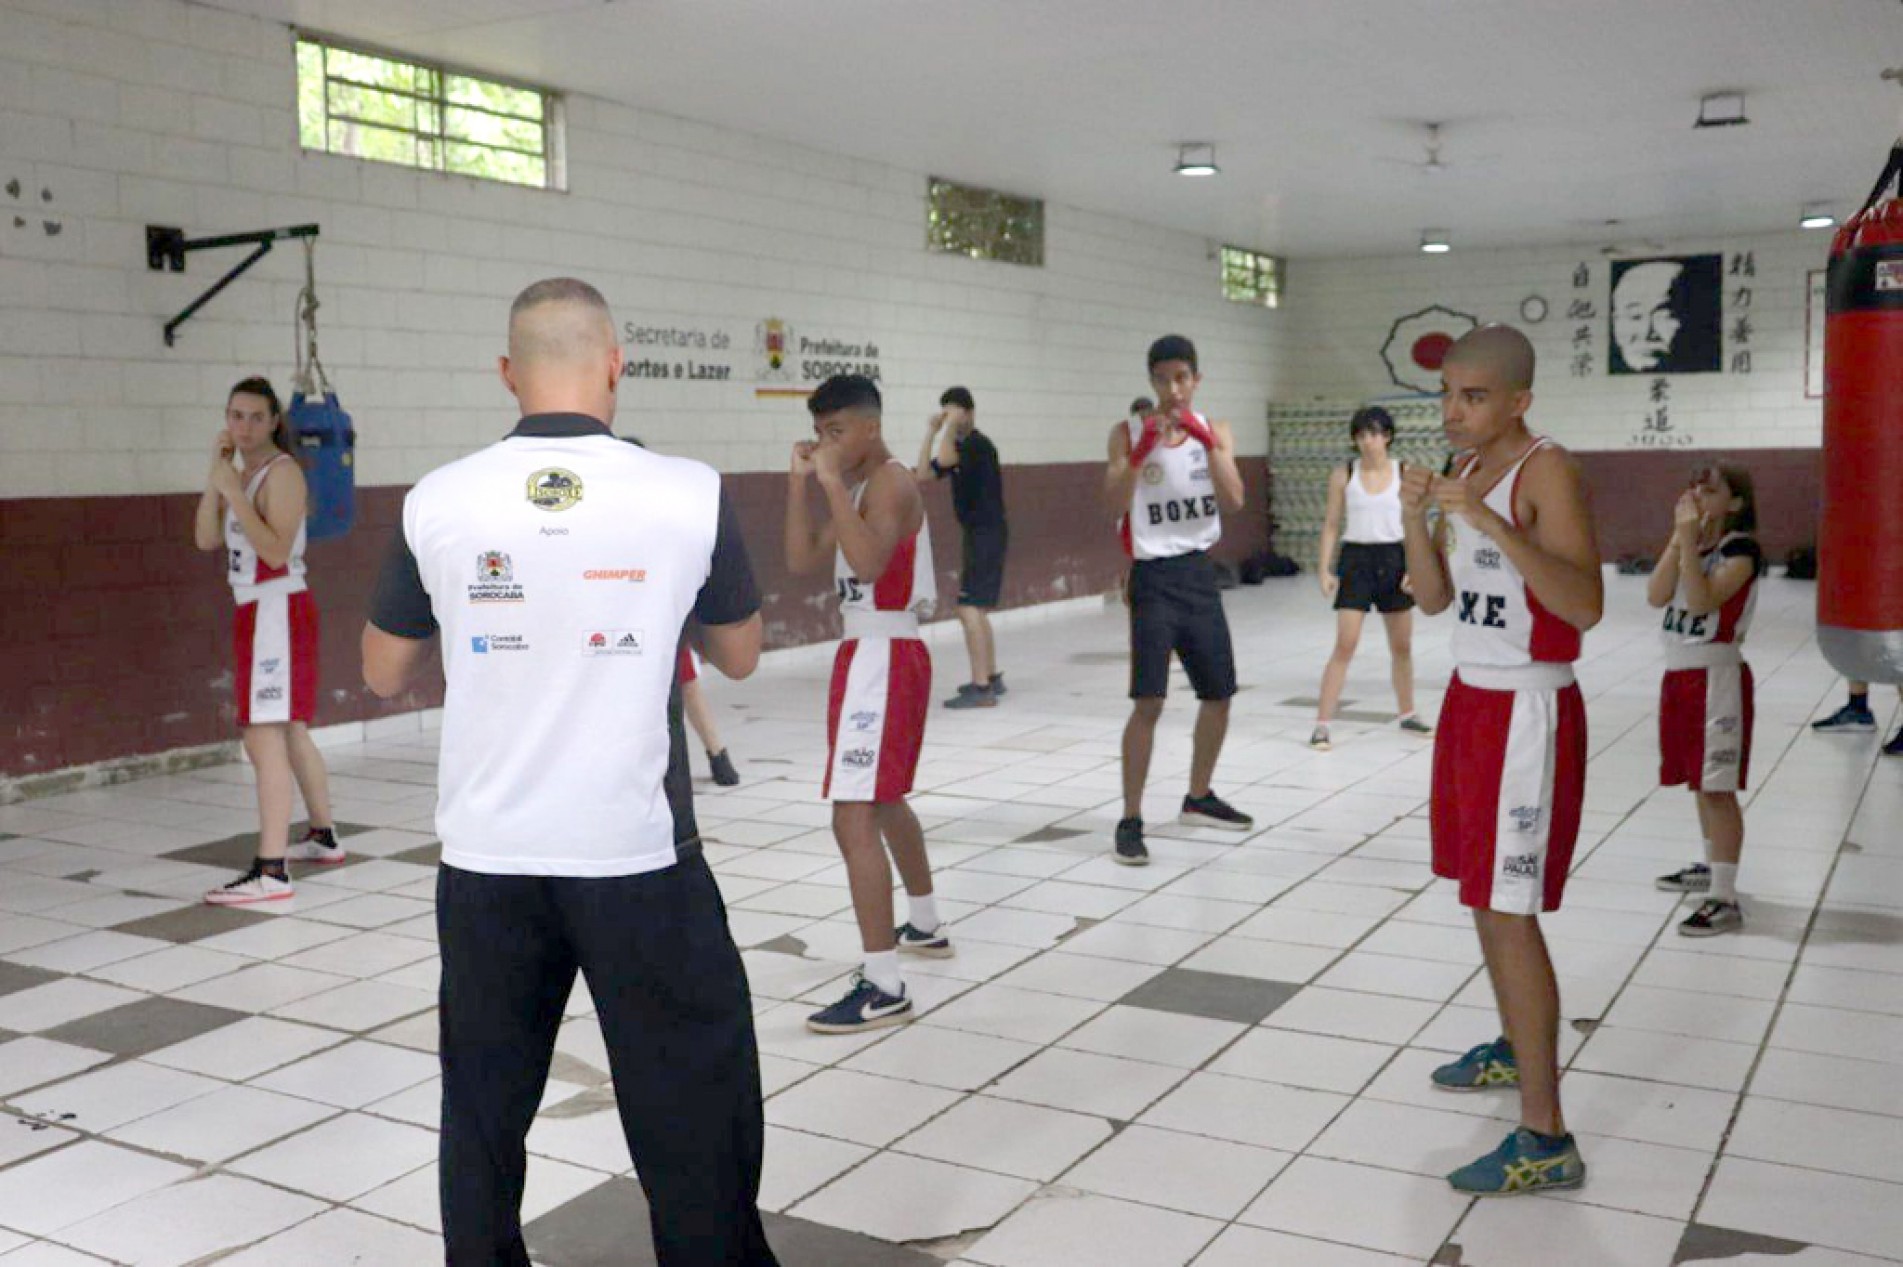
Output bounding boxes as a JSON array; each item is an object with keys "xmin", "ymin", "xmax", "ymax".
[{"xmin": 1312, "ymin": 407, "xmax": 1430, "ymax": 749}]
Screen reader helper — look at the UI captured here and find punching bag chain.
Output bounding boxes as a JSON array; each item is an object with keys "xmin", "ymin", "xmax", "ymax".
[{"xmin": 293, "ymin": 236, "xmax": 331, "ymax": 399}]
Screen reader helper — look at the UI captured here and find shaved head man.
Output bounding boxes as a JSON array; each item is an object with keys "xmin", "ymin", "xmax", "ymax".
[
  {"xmin": 1443, "ymin": 322, "xmax": 1536, "ymax": 392},
  {"xmin": 1398, "ymin": 321, "xmax": 1604, "ymax": 1198},
  {"xmin": 363, "ymin": 278, "xmax": 779, "ymax": 1264},
  {"xmin": 499, "ymin": 277, "xmax": 623, "ymax": 416}
]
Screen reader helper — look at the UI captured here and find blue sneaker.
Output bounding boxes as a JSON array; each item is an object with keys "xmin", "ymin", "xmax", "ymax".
[
  {"xmin": 805, "ymin": 973, "xmax": 913, "ymax": 1035},
  {"xmin": 896, "ymin": 922, "xmax": 953, "ymax": 958},
  {"xmin": 1431, "ymin": 1037, "xmax": 1519, "ymax": 1091},
  {"xmin": 1449, "ymin": 1127, "xmax": 1586, "ymax": 1195},
  {"xmin": 1812, "ymin": 702, "xmax": 1877, "ymax": 733}
]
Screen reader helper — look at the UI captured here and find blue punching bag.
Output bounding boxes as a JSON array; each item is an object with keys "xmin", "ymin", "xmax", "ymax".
[
  {"xmin": 292, "ymin": 390, "xmax": 355, "ymax": 541},
  {"xmin": 290, "ymin": 237, "xmax": 354, "ymax": 541}
]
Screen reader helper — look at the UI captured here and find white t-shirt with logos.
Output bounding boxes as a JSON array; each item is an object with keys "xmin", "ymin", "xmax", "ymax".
[{"xmin": 372, "ymin": 414, "xmax": 758, "ymax": 877}]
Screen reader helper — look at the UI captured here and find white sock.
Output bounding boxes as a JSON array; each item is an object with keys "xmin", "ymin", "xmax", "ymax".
[
  {"xmin": 907, "ymin": 892, "xmax": 940, "ymax": 934},
  {"xmin": 862, "ymin": 950, "xmax": 903, "ymax": 996},
  {"xmin": 1709, "ymin": 862, "xmax": 1739, "ymax": 904}
]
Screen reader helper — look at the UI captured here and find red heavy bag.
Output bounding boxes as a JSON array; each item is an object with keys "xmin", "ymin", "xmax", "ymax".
[{"xmin": 1819, "ymin": 142, "xmax": 1903, "ymax": 685}]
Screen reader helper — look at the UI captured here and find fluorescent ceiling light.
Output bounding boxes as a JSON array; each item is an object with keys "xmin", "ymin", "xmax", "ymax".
[{"xmin": 1174, "ymin": 143, "xmax": 1219, "ymax": 177}]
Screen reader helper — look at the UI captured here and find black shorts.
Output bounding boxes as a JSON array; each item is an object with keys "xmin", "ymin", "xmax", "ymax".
[
  {"xmin": 1334, "ymin": 542, "xmax": 1413, "ymax": 613},
  {"xmin": 1129, "ymin": 551, "xmax": 1237, "ymax": 701},
  {"xmin": 958, "ymin": 525, "xmax": 1008, "ymax": 608}
]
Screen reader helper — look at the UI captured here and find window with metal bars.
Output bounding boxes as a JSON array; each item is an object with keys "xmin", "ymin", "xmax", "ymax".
[
  {"xmin": 927, "ymin": 178, "xmax": 1044, "ymax": 267},
  {"xmin": 1221, "ymin": 246, "xmax": 1283, "ymax": 308},
  {"xmin": 295, "ymin": 35, "xmax": 564, "ymax": 190}
]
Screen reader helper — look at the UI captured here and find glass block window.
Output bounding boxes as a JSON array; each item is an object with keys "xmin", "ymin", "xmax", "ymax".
[
  {"xmin": 296, "ymin": 35, "xmax": 563, "ymax": 190},
  {"xmin": 928, "ymin": 178, "xmax": 1044, "ymax": 267},
  {"xmin": 1221, "ymin": 246, "xmax": 1283, "ymax": 307}
]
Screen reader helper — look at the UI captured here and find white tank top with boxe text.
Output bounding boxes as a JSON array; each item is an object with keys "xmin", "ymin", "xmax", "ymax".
[
  {"xmin": 1342, "ymin": 459, "xmax": 1404, "ymax": 545},
  {"xmin": 1127, "ymin": 414, "xmax": 1222, "ymax": 561},
  {"xmin": 225, "ymin": 453, "xmax": 307, "ymax": 603},
  {"xmin": 1447, "ymin": 438, "xmax": 1582, "ymax": 670}
]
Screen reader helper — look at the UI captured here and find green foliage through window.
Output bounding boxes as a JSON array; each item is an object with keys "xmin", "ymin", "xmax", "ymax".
[
  {"xmin": 295, "ymin": 35, "xmax": 561, "ymax": 190},
  {"xmin": 927, "ymin": 178, "xmax": 1044, "ymax": 267},
  {"xmin": 1221, "ymin": 246, "xmax": 1282, "ymax": 308}
]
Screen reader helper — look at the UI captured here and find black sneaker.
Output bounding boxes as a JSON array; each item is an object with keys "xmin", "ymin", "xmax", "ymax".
[
  {"xmin": 1114, "ymin": 817, "xmax": 1149, "ymax": 867},
  {"xmin": 1812, "ymin": 703, "xmax": 1877, "ymax": 733},
  {"xmin": 944, "ymin": 684, "xmax": 997, "ymax": 709},
  {"xmin": 1656, "ymin": 863, "xmax": 1711, "ymax": 893},
  {"xmin": 989, "ymin": 673, "xmax": 1007, "ymax": 697},
  {"xmin": 805, "ymin": 973, "xmax": 912, "ymax": 1034},
  {"xmin": 895, "ymin": 921, "xmax": 953, "ymax": 958},
  {"xmin": 1885, "ymin": 726, "xmax": 1903, "ymax": 758},
  {"xmin": 1678, "ymin": 899, "xmax": 1744, "ymax": 937},
  {"xmin": 708, "ymin": 749, "xmax": 740, "ymax": 787},
  {"xmin": 1180, "ymin": 792, "xmax": 1253, "ymax": 831}
]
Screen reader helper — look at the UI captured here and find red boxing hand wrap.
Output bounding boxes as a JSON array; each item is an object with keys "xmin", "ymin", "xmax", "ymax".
[
  {"xmin": 1175, "ymin": 409, "xmax": 1216, "ymax": 451},
  {"xmin": 1128, "ymin": 416, "xmax": 1165, "ymax": 466}
]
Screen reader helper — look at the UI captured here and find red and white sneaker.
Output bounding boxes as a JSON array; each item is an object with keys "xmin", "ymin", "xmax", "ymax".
[
  {"xmin": 286, "ymin": 829, "xmax": 347, "ymax": 866},
  {"xmin": 205, "ymin": 862, "xmax": 293, "ymax": 905}
]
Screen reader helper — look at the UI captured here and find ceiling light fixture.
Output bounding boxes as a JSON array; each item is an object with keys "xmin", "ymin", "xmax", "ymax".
[
  {"xmin": 1419, "ymin": 230, "xmax": 1450, "ymax": 254},
  {"xmin": 1174, "ymin": 143, "xmax": 1219, "ymax": 177},
  {"xmin": 1694, "ymin": 92, "xmax": 1748, "ymax": 129},
  {"xmin": 1798, "ymin": 203, "xmax": 1837, "ymax": 230}
]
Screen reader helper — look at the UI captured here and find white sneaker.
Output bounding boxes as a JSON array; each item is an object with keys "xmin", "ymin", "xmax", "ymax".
[
  {"xmin": 286, "ymin": 832, "xmax": 347, "ymax": 865},
  {"xmin": 205, "ymin": 864, "xmax": 293, "ymax": 906}
]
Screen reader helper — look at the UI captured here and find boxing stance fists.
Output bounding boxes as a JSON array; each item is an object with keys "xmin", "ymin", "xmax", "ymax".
[
  {"xmin": 789, "ymin": 440, "xmax": 817, "ymax": 478},
  {"xmin": 1128, "ymin": 413, "xmax": 1166, "ymax": 466},
  {"xmin": 1399, "ymin": 464, "xmax": 1435, "ymax": 520},
  {"xmin": 1672, "ymin": 487, "xmax": 1702, "ymax": 536},
  {"xmin": 1173, "ymin": 408, "xmax": 1217, "ymax": 451}
]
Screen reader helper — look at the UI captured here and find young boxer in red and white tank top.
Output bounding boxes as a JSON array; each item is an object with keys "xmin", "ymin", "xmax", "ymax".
[
  {"xmin": 784, "ymin": 375, "xmax": 948, "ymax": 1035},
  {"xmin": 1400, "ymin": 325, "xmax": 1603, "ymax": 1197},
  {"xmin": 191, "ymin": 377, "xmax": 339, "ymax": 905},
  {"xmin": 1648, "ymin": 465, "xmax": 1762, "ymax": 937}
]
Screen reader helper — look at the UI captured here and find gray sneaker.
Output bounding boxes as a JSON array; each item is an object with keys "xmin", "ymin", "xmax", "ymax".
[
  {"xmin": 944, "ymin": 684, "xmax": 997, "ymax": 709},
  {"xmin": 1398, "ymin": 715, "xmax": 1433, "ymax": 735},
  {"xmin": 1309, "ymin": 725, "xmax": 1332, "ymax": 751}
]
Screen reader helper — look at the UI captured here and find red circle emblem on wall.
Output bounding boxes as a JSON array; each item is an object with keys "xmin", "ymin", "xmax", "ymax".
[{"xmin": 1411, "ymin": 332, "xmax": 1455, "ymax": 371}]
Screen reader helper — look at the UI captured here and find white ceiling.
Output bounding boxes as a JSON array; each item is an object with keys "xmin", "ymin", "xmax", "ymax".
[{"xmin": 209, "ymin": 0, "xmax": 1902, "ymax": 256}]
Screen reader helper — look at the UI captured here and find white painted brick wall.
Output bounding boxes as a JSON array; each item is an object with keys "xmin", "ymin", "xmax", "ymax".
[
  {"xmin": 0, "ymin": 0, "xmax": 1287, "ymax": 499},
  {"xmin": 1283, "ymin": 231, "xmax": 1829, "ymax": 453}
]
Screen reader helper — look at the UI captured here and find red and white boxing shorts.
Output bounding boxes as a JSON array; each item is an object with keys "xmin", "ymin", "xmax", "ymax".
[
  {"xmin": 1660, "ymin": 655, "xmax": 1753, "ymax": 793},
  {"xmin": 1430, "ymin": 664, "xmax": 1586, "ymax": 915},
  {"xmin": 233, "ymin": 587, "xmax": 318, "ymax": 727},
  {"xmin": 677, "ymin": 643, "xmax": 700, "ymax": 685},
  {"xmin": 824, "ymin": 618, "xmax": 931, "ymax": 803}
]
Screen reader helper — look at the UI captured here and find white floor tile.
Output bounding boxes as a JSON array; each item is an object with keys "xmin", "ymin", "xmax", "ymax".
[
  {"xmin": 262, "ymin": 1039, "xmax": 437, "ymax": 1109},
  {"xmin": 756, "ymin": 1127, "xmax": 871, "ymax": 1213},
  {"xmin": 1239, "ymin": 1156, "xmax": 1467, "ymax": 1259},
  {"xmin": 214, "ymin": 1207, "xmax": 440, "ymax": 1267},
  {"xmin": 843, "ymin": 1024, "xmax": 1040, "ymax": 1091},
  {"xmin": 764, "ymin": 1068, "xmax": 963, "ymax": 1147},
  {"xmin": 790, "ymin": 1151, "xmax": 1037, "ymax": 1244},
  {"xmin": 1451, "ymin": 1197, "xmax": 1685, "ymax": 1267},
  {"xmin": 1059, "ymin": 1124, "xmax": 1288, "ymax": 1219},
  {"xmin": 0, "ymin": 1038, "xmax": 113, "ymax": 1098},
  {"xmin": 106, "ymin": 1084, "xmax": 337, "ymax": 1163},
  {"xmin": 145, "ymin": 1015, "xmax": 344, "ymax": 1081},
  {"xmin": 1259, "ymin": 986, "xmax": 1438, "ymax": 1045},
  {"xmin": 0, "ymin": 1142, "xmax": 192, "ymax": 1237},
  {"xmin": 1058, "ymin": 1005, "xmax": 1246, "ymax": 1070},
  {"xmin": 11, "ymin": 1060, "xmax": 223, "ymax": 1133},
  {"xmin": 1138, "ymin": 1071, "xmax": 1350, "ymax": 1153},
  {"xmin": 989, "ymin": 1047, "xmax": 1187, "ymax": 1121},
  {"xmin": 966, "ymin": 1192, "xmax": 1222, "ymax": 1267},
  {"xmin": 1190, "ymin": 1226, "xmax": 1413, "ymax": 1266},
  {"xmin": 1206, "ymin": 1028, "xmax": 1396, "ymax": 1095},
  {"xmin": 1701, "ymin": 1156, "xmax": 1903, "ymax": 1263},
  {"xmin": 226, "ymin": 1112, "xmax": 436, "ymax": 1202},
  {"xmin": 0, "ymin": 980, "xmax": 141, "ymax": 1033},
  {"xmin": 896, "ymin": 1094, "xmax": 1112, "ymax": 1182},
  {"xmin": 55, "ymin": 1173, "xmax": 325, "ymax": 1267}
]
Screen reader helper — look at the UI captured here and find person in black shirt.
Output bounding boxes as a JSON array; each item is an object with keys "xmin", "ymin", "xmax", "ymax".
[{"xmin": 916, "ymin": 386, "xmax": 1008, "ymax": 707}]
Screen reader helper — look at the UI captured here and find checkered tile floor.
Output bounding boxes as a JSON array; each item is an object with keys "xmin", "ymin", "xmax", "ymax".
[{"xmin": 0, "ymin": 574, "xmax": 1899, "ymax": 1266}]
